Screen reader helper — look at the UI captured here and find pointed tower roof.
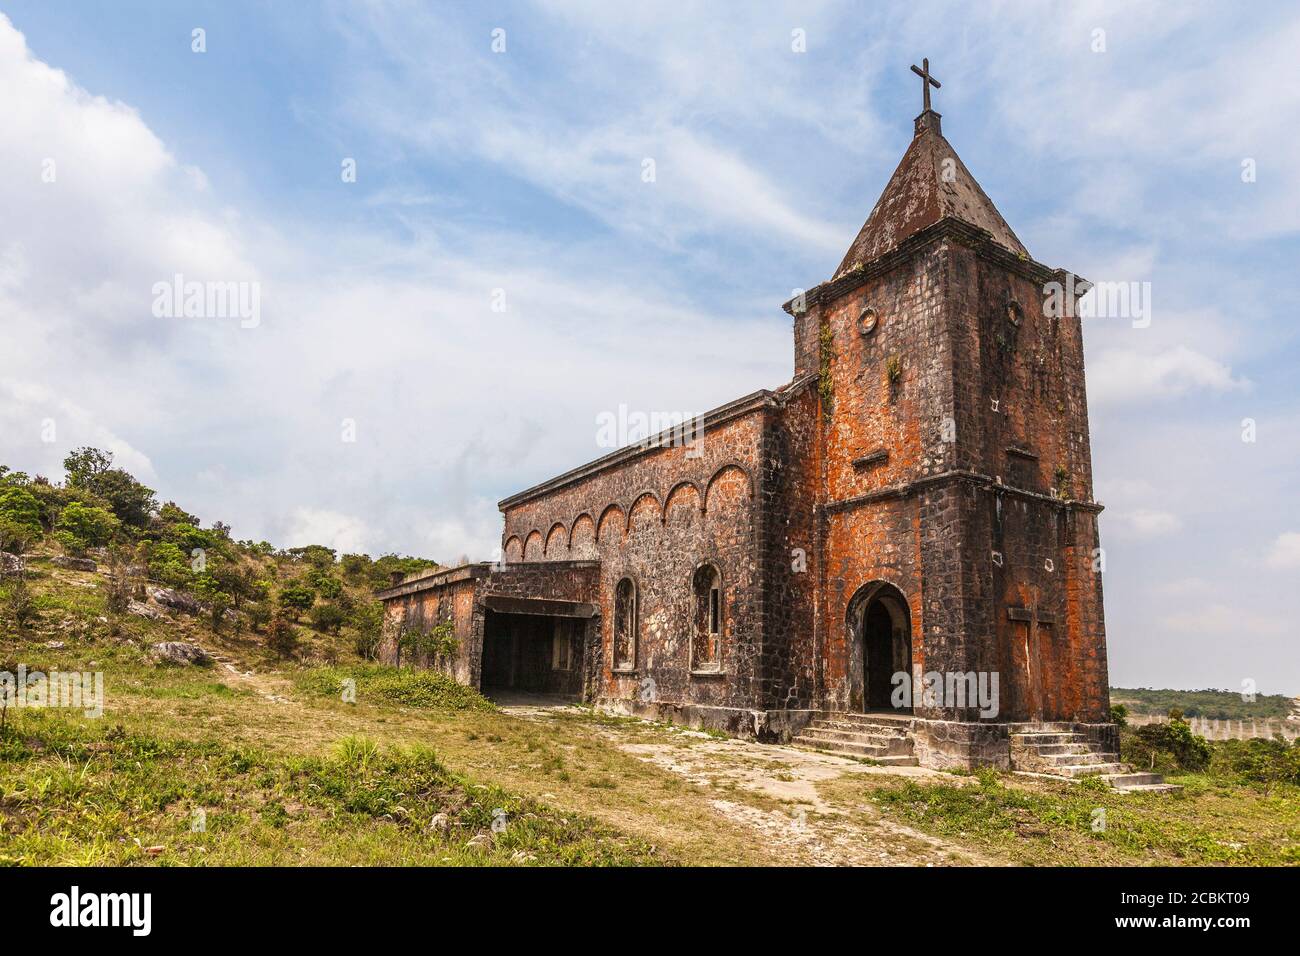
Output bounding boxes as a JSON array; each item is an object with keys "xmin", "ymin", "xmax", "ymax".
[{"xmin": 834, "ymin": 109, "xmax": 1027, "ymax": 280}]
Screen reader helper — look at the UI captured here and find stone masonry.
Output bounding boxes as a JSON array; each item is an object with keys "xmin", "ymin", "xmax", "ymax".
[{"xmin": 377, "ymin": 99, "xmax": 1120, "ymax": 771}]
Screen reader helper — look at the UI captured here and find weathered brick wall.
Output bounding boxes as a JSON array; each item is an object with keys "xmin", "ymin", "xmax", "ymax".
[
  {"xmin": 384, "ymin": 222, "xmax": 1109, "ymax": 731},
  {"xmin": 941, "ymin": 243, "xmax": 1108, "ymax": 722},
  {"xmin": 811, "ymin": 247, "xmax": 954, "ymax": 715},
  {"xmin": 759, "ymin": 382, "xmax": 820, "ymax": 711},
  {"xmin": 797, "ymin": 232, "xmax": 1108, "ymax": 724},
  {"xmin": 480, "ymin": 561, "xmax": 600, "ymax": 603},
  {"xmin": 379, "ymin": 572, "xmax": 479, "ymax": 683},
  {"xmin": 499, "ymin": 410, "xmax": 769, "ymax": 712}
]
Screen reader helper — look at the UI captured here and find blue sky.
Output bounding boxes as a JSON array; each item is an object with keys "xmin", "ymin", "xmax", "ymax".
[{"xmin": 0, "ymin": 1, "xmax": 1296, "ymax": 693}]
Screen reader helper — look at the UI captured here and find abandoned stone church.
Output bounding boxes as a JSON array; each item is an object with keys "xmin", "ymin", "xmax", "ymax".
[{"xmin": 379, "ymin": 81, "xmax": 1121, "ymax": 771}]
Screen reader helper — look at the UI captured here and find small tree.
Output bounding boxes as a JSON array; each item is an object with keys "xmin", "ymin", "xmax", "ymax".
[
  {"xmin": 340, "ymin": 553, "xmax": 372, "ymax": 585},
  {"xmin": 193, "ymin": 574, "xmax": 233, "ymax": 633},
  {"xmin": 63, "ymin": 447, "xmax": 157, "ymax": 528},
  {"xmin": 1127, "ymin": 717, "xmax": 1211, "ymax": 773},
  {"xmin": 267, "ymin": 613, "xmax": 298, "ymax": 659},
  {"xmin": 102, "ymin": 543, "xmax": 143, "ymax": 626},
  {"xmin": 246, "ymin": 600, "xmax": 272, "ymax": 633},
  {"xmin": 1110, "ymin": 703, "xmax": 1128, "ymax": 728},
  {"xmin": 351, "ymin": 600, "xmax": 385, "ymax": 660},
  {"xmin": 278, "ymin": 584, "xmax": 316, "ymax": 622},
  {"xmin": 0, "ymin": 515, "xmax": 40, "ymax": 557},
  {"xmin": 54, "ymin": 501, "xmax": 120, "ymax": 554},
  {"xmin": 308, "ymin": 601, "xmax": 347, "ymax": 635},
  {"xmin": 144, "ymin": 540, "xmax": 194, "ymax": 589},
  {"xmin": 0, "ymin": 487, "xmax": 42, "ymax": 543},
  {"xmin": 1, "ymin": 561, "xmax": 37, "ymax": 631}
]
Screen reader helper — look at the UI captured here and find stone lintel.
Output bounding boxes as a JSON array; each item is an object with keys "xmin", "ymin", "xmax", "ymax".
[{"xmin": 482, "ymin": 595, "xmax": 597, "ymax": 618}]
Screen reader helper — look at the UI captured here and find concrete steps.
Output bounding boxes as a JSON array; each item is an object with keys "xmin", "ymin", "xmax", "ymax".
[
  {"xmin": 1011, "ymin": 728, "xmax": 1180, "ymax": 792},
  {"xmin": 792, "ymin": 712, "xmax": 918, "ymax": 765}
]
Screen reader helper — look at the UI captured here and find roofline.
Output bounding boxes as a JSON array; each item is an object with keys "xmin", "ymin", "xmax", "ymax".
[
  {"xmin": 375, "ymin": 559, "xmax": 602, "ymax": 601},
  {"xmin": 497, "ymin": 388, "xmax": 781, "ymax": 511},
  {"xmin": 783, "ymin": 216, "xmax": 1088, "ymax": 316},
  {"xmin": 375, "ymin": 562, "xmax": 489, "ymax": 600}
]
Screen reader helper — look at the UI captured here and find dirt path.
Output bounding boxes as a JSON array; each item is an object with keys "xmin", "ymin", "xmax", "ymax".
[
  {"xmin": 499, "ymin": 701, "xmax": 993, "ymax": 867},
  {"xmin": 207, "ymin": 650, "xmax": 294, "ymax": 704}
]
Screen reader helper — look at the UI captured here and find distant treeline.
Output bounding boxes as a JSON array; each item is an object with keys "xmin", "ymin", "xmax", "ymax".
[{"xmin": 1111, "ymin": 687, "xmax": 1296, "ymax": 720}]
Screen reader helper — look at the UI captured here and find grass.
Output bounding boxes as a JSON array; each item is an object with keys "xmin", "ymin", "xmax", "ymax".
[
  {"xmin": 295, "ymin": 664, "xmax": 494, "ymax": 712},
  {"xmin": 0, "ymin": 710, "xmax": 667, "ymax": 866},
  {"xmin": 836, "ymin": 770, "xmax": 1300, "ymax": 866},
  {"xmin": 3, "ymin": 561, "xmax": 1298, "ymax": 867}
]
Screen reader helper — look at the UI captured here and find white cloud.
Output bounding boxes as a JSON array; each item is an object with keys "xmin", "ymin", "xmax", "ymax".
[
  {"xmin": 283, "ymin": 508, "xmax": 371, "ymax": 555},
  {"xmin": 1265, "ymin": 532, "xmax": 1300, "ymax": 570},
  {"xmin": 327, "ymin": 2, "xmax": 854, "ymax": 256},
  {"xmin": 0, "ymin": 12, "xmax": 789, "ymax": 563},
  {"xmin": 0, "ymin": 381, "xmax": 156, "ymax": 484},
  {"xmin": 1088, "ymin": 345, "xmax": 1248, "ymax": 405},
  {"xmin": 1107, "ymin": 508, "xmax": 1182, "ymax": 540},
  {"xmin": 1160, "ymin": 603, "xmax": 1287, "ymax": 638}
]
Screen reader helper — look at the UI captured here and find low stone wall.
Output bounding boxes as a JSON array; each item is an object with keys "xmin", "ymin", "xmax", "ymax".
[
  {"xmin": 911, "ymin": 718, "xmax": 1012, "ymax": 769},
  {"xmin": 597, "ymin": 698, "xmax": 1122, "ymax": 771},
  {"xmin": 597, "ymin": 697, "xmax": 819, "ymax": 741}
]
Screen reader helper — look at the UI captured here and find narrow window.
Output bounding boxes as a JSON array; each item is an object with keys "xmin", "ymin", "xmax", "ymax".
[
  {"xmin": 692, "ymin": 564, "xmax": 722, "ymax": 671},
  {"xmin": 613, "ymin": 578, "xmax": 637, "ymax": 670}
]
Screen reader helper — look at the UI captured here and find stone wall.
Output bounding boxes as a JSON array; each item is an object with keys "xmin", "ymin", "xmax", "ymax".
[{"xmin": 499, "ymin": 404, "xmax": 772, "ymax": 715}]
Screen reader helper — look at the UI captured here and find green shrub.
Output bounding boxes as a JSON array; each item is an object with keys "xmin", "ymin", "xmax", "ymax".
[
  {"xmin": 267, "ymin": 614, "xmax": 298, "ymax": 658},
  {"xmin": 309, "ymin": 572, "xmax": 343, "ymax": 600},
  {"xmin": 1123, "ymin": 718, "xmax": 1211, "ymax": 773},
  {"xmin": 54, "ymin": 500, "xmax": 120, "ymax": 553},
  {"xmin": 145, "ymin": 540, "xmax": 194, "ymax": 588},
  {"xmin": 0, "ymin": 486, "xmax": 42, "ymax": 540},
  {"xmin": 1210, "ymin": 737, "xmax": 1300, "ymax": 792},
  {"xmin": 0, "ymin": 515, "xmax": 40, "ymax": 555},
  {"xmin": 246, "ymin": 600, "xmax": 272, "ymax": 632},
  {"xmin": 1, "ymin": 575, "xmax": 37, "ymax": 630},
  {"xmin": 309, "ymin": 601, "xmax": 348, "ymax": 634},
  {"xmin": 278, "ymin": 584, "xmax": 316, "ymax": 621},
  {"xmin": 351, "ymin": 601, "xmax": 385, "ymax": 660},
  {"xmin": 163, "ymin": 522, "xmax": 218, "ymax": 554},
  {"xmin": 297, "ymin": 665, "xmax": 492, "ymax": 711}
]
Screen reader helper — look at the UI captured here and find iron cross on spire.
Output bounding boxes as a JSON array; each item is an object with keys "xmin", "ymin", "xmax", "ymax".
[{"xmin": 910, "ymin": 58, "xmax": 941, "ymax": 112}]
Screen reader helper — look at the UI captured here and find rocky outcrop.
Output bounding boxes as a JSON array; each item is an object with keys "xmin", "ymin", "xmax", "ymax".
[
  {"xmin": 53, "ymin": 555, "xmax": 98, "ymax": 572},
  {"xmin": 0, "ymin": 551, "xmax": 23, "ymax": 577},
  {"xmin": 128, "ymin": 600, "xmax": 166, "ymax": 621},
  {"xmin": 147, "ymin": 587, "xmax": 202, "ymax": 615},
  {"xmin": 151, "ymin": 642, "xmax": 209, "ymax": 666}
]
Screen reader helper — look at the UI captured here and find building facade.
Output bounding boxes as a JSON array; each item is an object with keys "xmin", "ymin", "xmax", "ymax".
[{"xmin": 378, "ymin": 102, "xmax": 1116, "ymax": 769}]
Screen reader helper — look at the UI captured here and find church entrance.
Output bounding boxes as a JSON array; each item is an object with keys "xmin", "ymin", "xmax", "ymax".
[{"xmin": 847, "ymin": 583, "xmax": 912, "ymax": 713}]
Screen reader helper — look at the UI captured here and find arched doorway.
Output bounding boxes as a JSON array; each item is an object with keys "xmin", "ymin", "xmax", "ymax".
[{"xmin": 846, "ymin": 582, "xmax": 912, "ymax": 712}]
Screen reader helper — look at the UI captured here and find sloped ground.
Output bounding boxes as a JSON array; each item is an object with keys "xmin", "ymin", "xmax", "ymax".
[{"xmin": 2, "ymin": 559, "xmax": 1297, "ymax": 866}]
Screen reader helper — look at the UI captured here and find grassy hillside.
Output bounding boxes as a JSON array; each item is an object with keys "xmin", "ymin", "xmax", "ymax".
[
  {"xmin": 0, "ymin": 448, "xmax": 439, "ymax": 667},
  {"xmin": 1, "ymin": 558, "xmax": 1298, "ymax": 866},
  {"xmin": 1112, "ymin": 687, "xmax": 1296, "ymax": 720}
]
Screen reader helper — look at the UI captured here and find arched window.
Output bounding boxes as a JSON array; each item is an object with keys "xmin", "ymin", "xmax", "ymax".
[
  {"xmin": 692, "ymin": 564, "xmax": 722, "ymax": 671},
  {"xmin": 613, "ymin": 578, "xmax": 637, "ymax": 671}
]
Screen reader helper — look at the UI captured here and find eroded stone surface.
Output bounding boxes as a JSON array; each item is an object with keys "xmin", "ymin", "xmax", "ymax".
[{"xmin": 377, "ymin": 106, "xmax": 1113, "ymax": 771}]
